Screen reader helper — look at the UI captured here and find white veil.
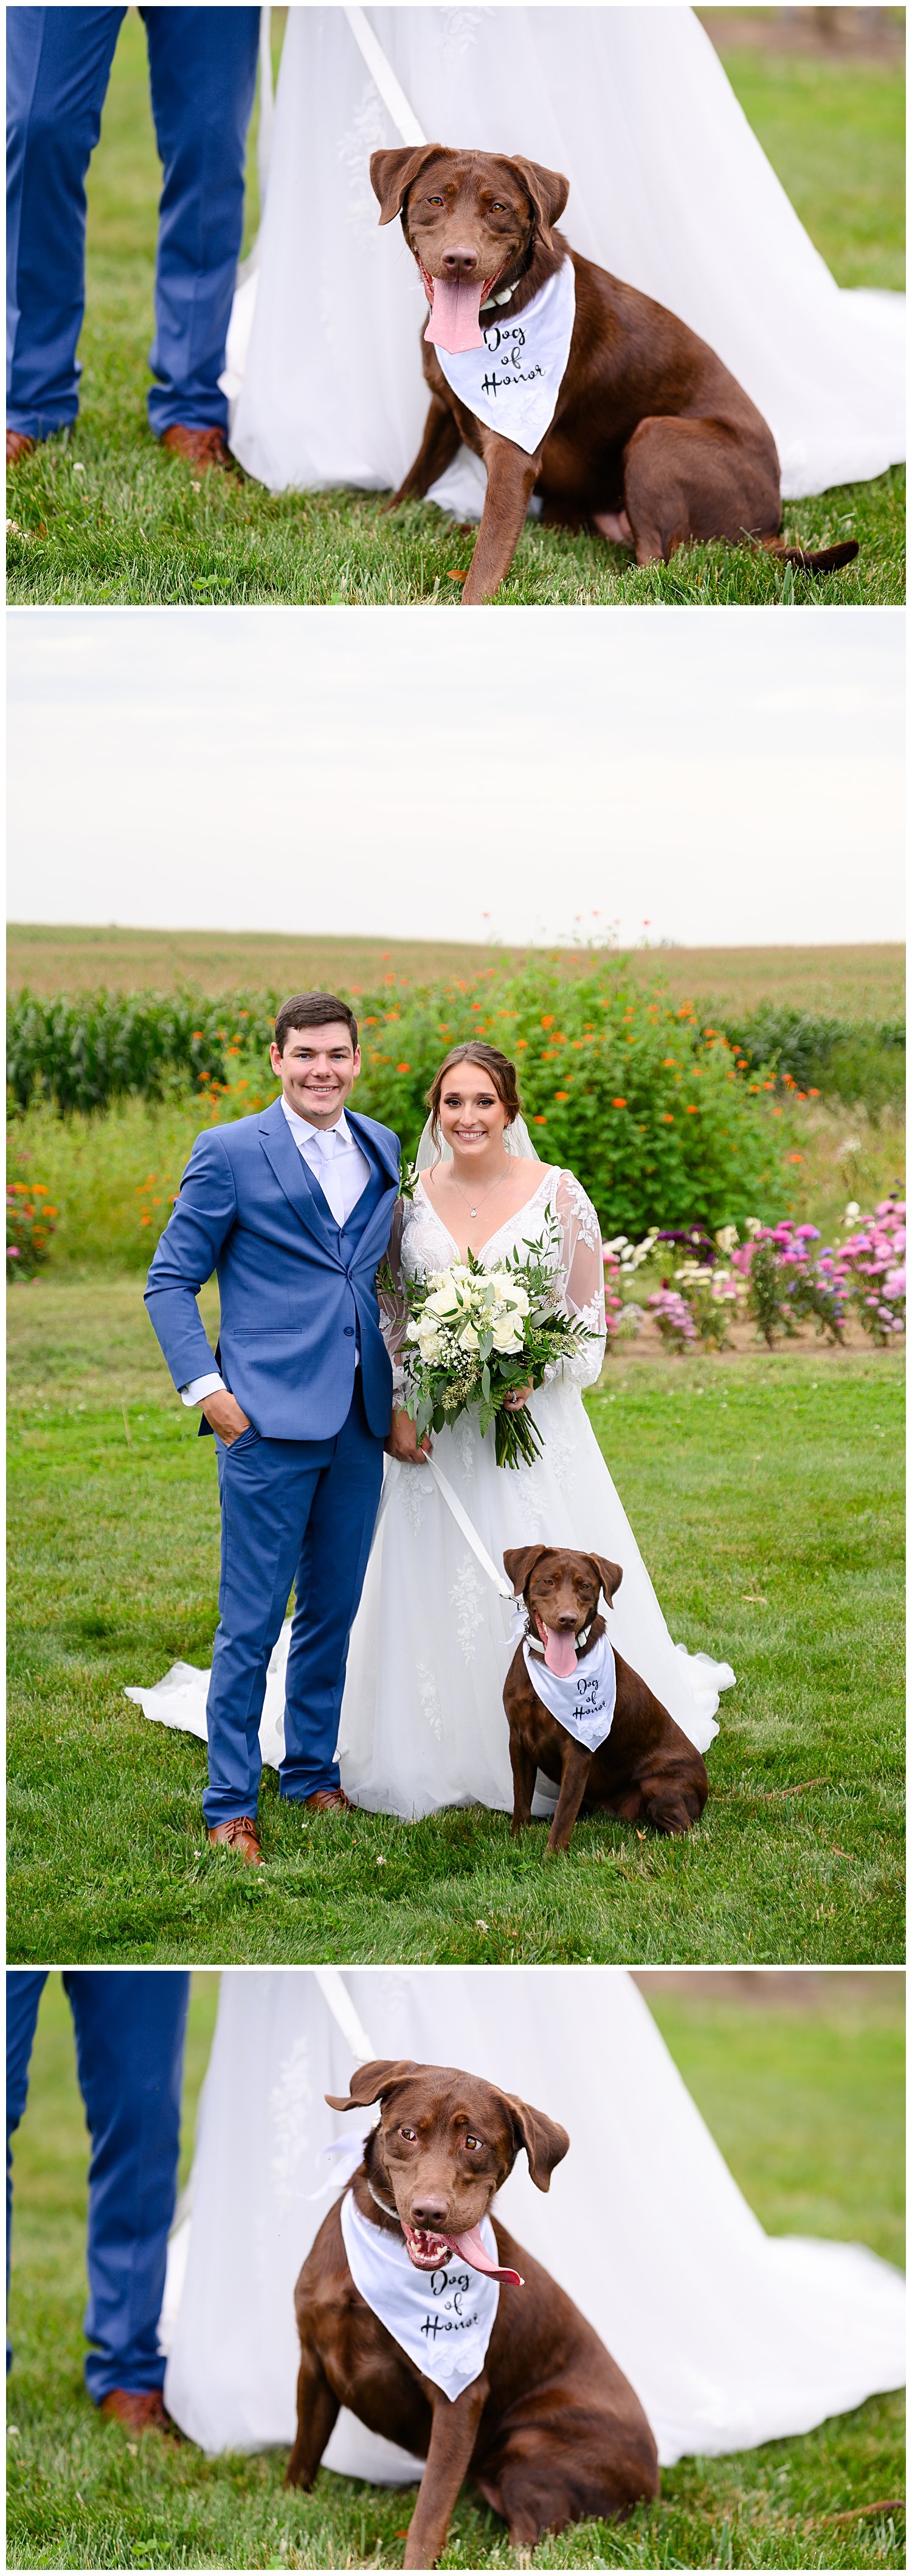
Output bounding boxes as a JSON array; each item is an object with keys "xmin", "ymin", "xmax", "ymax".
[{"xmin": 415, "ymin": 1114, "xmax": 537, "ymax": 1173}]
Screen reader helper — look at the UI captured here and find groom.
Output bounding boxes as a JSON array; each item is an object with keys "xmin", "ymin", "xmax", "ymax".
[{"xmin": 145, "ymin": 992, "xmax": 415, "ymax": 1864}]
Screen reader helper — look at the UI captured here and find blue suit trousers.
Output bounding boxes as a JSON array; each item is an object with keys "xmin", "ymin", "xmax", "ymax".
[
  {"xmin": 7, "ymin": 6, "xmax": 260, "ymax": 437},
  {"xmin": 205, "ymin": 1376, "xmax": 385, "ymax": 1827},
  {"xmin": 7, "ymin": 1970, "xmax": 189, "ymax": 2400}
]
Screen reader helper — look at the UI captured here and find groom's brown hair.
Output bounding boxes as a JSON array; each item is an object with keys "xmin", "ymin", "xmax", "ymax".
[{"xmin": 273, "ymin": 991, "xmax": 358, "ymax": 1054}]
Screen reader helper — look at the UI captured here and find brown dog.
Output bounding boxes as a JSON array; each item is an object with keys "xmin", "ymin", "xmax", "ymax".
[
  {"xmin": 370, "ymin": 144, "xmax": 858, "ymax": 604},
  {"xmin": 503, "ymin": 1547, "xmax": 709, "ymax": 1855},
  {"xmin": 286, "ymin": 2057, "xmax": 658, "ymax": 2568}
]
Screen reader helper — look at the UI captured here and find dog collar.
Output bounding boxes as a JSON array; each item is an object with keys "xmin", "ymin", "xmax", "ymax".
[{"xmin": 341, "ymin": 2192, "xmax": 500, "ymax": 2404}]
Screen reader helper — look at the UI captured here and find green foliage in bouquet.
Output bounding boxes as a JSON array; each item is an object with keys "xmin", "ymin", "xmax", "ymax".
[{"xmin": 392, "ymin": 1213, "xmax": 593, "ymax": 1467}]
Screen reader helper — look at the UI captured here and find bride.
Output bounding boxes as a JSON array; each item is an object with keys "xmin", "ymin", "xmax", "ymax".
[
  {"xmin": 339, "ymin": 1041, "xmax": 731, "ymax": 1819},
  {"xmin": 226, "ymin": 6, "xmax": 904, "ymax": 516},
  {"xmin": 131, "ymin": 1041, "xmax": 733, "ymax": 1817}
]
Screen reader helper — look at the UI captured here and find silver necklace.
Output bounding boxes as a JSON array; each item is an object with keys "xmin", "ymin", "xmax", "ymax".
[{"xmin": 447, "ymin": 1159, "xmax": 512, "ymax": 1223}]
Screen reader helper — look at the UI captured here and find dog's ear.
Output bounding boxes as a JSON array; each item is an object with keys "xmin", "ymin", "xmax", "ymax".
[
  {"xmin": 325, "ymin": 2058, "xmax": 419, "ymax": 2113},
  {"xmin": 503, "ymin": 1544, "xmax": 548, "ymax": 1598},
  {"xmin": 500, "ymin": 2091, "xmax": 570, "ymax": 2192},
  {"xmin": 510, "ymin": 156, "xmax": 570, "ymax": 251},
  {"xmin": 370, "ymin": 145, "xmax": 445, "ymax": 226},
  {"xmin": 587, "ymin": 1554, "xmax": 623, "ymax": 1606}
]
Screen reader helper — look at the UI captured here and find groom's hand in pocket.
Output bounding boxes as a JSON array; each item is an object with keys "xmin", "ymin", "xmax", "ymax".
[
  {"xmin": 199, "ymin": 1390, "xmax": 252, "ymax": 1445},
  {"xmin": 386, "ymin": 1406, "xmax": 433, "ymax": 1465}
]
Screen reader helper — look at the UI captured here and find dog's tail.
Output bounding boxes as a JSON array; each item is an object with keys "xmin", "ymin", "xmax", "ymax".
[{"xmin": 764, "ymin": 536, "xmax": 859, "ymax": 577}]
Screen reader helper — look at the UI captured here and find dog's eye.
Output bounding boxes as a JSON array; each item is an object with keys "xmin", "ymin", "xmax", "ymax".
[
  {"xmin": 464, "ymin": 2134, "xmax": 482, "ymax": 2151},
  {"xmin": 398, "ymin": 2125, "xmax": 418, "ymax": 2142},
  {"xmin": 490, "ymin": 201, "xmax": 508, "ymax": 212},
  {"xmin": 426, "ymin": 195, "xmax": 445, "ymax": 207}
]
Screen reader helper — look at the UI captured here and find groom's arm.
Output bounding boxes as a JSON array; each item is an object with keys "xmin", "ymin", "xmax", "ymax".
[{"xmin": 145, "ymin": 1129, "xmax": 239, "ymax": 1396}]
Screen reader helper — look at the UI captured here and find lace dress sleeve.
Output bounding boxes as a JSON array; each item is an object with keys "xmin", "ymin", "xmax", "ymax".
[
  {"xmin": 377, "ymin": 1198, "xmax": 409, "ymax": 1397},
  {"xmin": 545, "ymin": 1170, "xmax": 606, "ymax": 1388}
]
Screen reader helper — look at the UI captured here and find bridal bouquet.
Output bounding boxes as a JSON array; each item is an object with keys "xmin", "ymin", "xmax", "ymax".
[{"xmin": 396, "ymin": 1215, "xmax": 595, "ymax": 1468}]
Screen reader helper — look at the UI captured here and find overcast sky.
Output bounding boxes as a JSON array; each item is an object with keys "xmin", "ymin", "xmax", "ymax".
[{"xmin": 7, "ymin": 606, "xmax": 903, "ymax": 948}]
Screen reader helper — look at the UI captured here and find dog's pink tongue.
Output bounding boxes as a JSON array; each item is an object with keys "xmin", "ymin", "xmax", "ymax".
[
  {"xmin": 424, "ymin": 275, "xmax": 485, "ymax": 355},
  {"xmin": 443, "ymin": 2227, "xmax": 523, "ymax": 2287},
  {"xmin": 541, "ymin": 1624, "xmax": 578, "ymax": 1679}
]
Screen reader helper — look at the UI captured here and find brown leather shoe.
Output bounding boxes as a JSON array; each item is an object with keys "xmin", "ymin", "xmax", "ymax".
[
  {"xmin": 7, "ymin": 430, "xmax": 35, "ymax": 465},
  {"xmin": 303, "ymin": 1787, "xmax": 354, "ymax": 1814},
  {"xmin": 160, "ymin": 423, "xmax": 233, "ymax": 470},
  {"xmin": 100, "ymin": 2388, "xmax": 180, "ymax": 2437},
  {"xmin": 207, "ymin": 1814, "xmax": 265, "ymax": 1864}
]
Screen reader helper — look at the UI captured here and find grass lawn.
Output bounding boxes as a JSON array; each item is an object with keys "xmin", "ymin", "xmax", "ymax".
[
  {"xmin": 7, "ymin": 1277, "xmax": 903, "ymax": 1967},
  {"xmin": 5, "ymin": 18, "xmax": 904, "ymax": 606},
  {"xmin": 6, "ymin": 1970, "xmax": 904, "ymax": 2570}
]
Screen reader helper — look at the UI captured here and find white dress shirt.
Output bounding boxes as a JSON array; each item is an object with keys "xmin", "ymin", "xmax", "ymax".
[{"xmin": 181, "ymin": 1098, "xmax": 371, "ymax": 1407}]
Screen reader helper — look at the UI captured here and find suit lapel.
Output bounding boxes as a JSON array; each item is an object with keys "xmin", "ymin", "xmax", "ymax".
[
  {"xmin": 258, "ymin": 1098, "xmax": 340, "ymax": 1254},
  {"xmin": 342, "ymin": 1115, "xmax": 399, "ymax": 1250}
]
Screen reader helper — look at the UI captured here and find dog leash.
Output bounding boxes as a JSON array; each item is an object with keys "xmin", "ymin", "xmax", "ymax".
[
  {"xmin": 375, "ymin": 1452, "xmax": 514, "ymax": 1601},
  {"xmin": 343, "ymin": 7, "xmax": 429, "ymax": 147}
]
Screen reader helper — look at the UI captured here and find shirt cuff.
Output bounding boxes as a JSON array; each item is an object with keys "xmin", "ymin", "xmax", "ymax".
[{"xmin": 181, "ymin": 1372, "xmax": 226, "ymax": 1408}]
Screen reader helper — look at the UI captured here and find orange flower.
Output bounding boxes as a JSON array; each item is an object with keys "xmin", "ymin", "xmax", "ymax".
[
  {"xmin": 612, "ymin": 1097, "xmax": 627, "ymax": 1108},
  {"xmin": 787, "ymin": 1153, "xmax": 804, "ymax": 1164},
  {"xmin": 685, "ymin": 1105, "xmax": 699, "ymax": 1115},
  {"xmin": 660, "ymin": 1113, "xmax": 674, "ymax": 1123},
  {"xmin": 541, "ymin": 1015, "xmax": 554, "ymax": 1029},
  {"xmin": 533, "ymin": 1114, "xmax": 547, "ymax": 1125},
  {"xmin": 396, "ymin": 1061, "xmax": 411, "ymax": 1073}
]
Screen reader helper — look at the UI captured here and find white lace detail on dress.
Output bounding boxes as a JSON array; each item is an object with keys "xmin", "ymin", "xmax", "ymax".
[
  {"xmin": 338, "ymin": 80, "xmax": 389, "ymax": 235},
  {"xmin": 268, "ymin": 2036, "xmax": 314, "ymax": 2215},
  {"xmin": 416, "ymin": 1662, "xmax": 444, "ymax": 1741},
  {"xmin": 453, "ymin": 1415, "xmax": 477, "ymax": 1479},
  {"xmin": 398, "ymin": 1465, "xmax": 429, "ymax": 1533},
  {"xmin": 450, "ymin": 1554, "xmax": 485, "ymax": 1662},
  {"xmin": 440, "ymin": 9, "xmax": 486, "ymax": 72}
]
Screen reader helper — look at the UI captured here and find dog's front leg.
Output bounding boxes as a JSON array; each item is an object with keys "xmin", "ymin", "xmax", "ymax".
[
  {"xmin": 545, "ymin": 1743, "xmax": 592, "ymax": 1856},
  {"xmin": 461, "ymin": 435, "xmax": 541, "ymax": 605},
  {"xmin": 510, "ymin": 1728, "xmax": 538, "ymax": 1835},
  {"xmin": 403, "ymin": 2374, "xmax": 488, "ymax": 2569},
  {"xmin": 387, "ymin": 397, "xmax": 461, "ymax": 509},
  {"xmin": 285, "ymin": 2341, "xmax": 340, "ymax": 2490}
]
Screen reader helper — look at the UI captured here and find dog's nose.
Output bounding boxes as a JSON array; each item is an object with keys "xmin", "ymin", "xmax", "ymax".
[
  {"xmin": 557, "ymin": 1614, "xmax": 578, "ymax": 1631},
  {"xmin": 410, "ymin": 2196, "xmax": 449, "ymax": 2228},
  {"xmin": 441, "ymin": 246, "xmax": 478, "ymax": 278}
]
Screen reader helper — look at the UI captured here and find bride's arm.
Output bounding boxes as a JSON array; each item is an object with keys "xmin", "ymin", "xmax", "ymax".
[
  {"xmin": 376, "ymin": 1198, "xmax": 409, "ymax": 1393},
  {"xmin": 547, "ymin": 1171, "xmax": 607, "ymax": 1387},
  {"xmin": 378, "ymin": 1199, "xmax": 432, "ymax": 1460}
]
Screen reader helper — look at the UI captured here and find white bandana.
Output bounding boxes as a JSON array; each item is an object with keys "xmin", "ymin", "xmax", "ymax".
[
  {"xmin": 340, "ymin": 2191, "xmax": 500, "ymax": 2402},
  {"xmin": 432, "ymin": 259, "xmax": 576, "ymax": 456},
  {"xmin": 523, "ymin": 1631, "xmax": 617, "ymax": 1752}
]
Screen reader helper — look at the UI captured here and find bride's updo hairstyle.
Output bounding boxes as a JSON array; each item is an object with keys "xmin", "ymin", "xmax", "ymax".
[{"xmin": 426, "ymin": 1043, "xmax": 522, "ymax": 1146}]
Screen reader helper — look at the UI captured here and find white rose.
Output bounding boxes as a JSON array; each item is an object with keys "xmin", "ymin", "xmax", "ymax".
[
  {"xmin": 458, "ymin": 1323, "xmax": 480, "ymax": 1353},
  {"xmin": 485, "ymin": 1271, "xmax": 513, "ymax": 1305},
  {"xmin": 491, "ymin": 1313, "xmax": 524, "ymax": 1353},
  {"xmin": 424, "ymin": 1282, "xmax": 461, "ymax": 1319},
  {"xmin": 417, "ymin": 1324, "xmax": 445, "ymax": 1361},
  {"xmin": 503, "ymin": 1282, "xmax": 530, "ymax": 1318}
]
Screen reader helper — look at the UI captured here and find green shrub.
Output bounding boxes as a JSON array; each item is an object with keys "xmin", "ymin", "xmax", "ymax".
[
  {"xmin": 8, "ymin": 960, "xmax": 798, "ymax": 1260},
  {"xmin": 722, "ymin": 1005, "xmax": 905, "ymax": 1113}
]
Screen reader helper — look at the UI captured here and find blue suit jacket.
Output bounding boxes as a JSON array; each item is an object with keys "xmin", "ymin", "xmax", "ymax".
[{"xmin": 145, "ymin": 1098, "xmax": 401, "ymax": 1441}]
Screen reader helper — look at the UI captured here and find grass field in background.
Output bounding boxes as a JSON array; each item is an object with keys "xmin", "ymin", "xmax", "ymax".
[
  {"xmin": 6, "ymin": 1971, "xmax": 904, "ymax": 2570},
  {"xmin": 7, "ymin": 929, "xmax": 906, "ymax": 1018},
  {"xmin": 7, "ymin": 1279, "xmax": 903, "ymax": 1968},
  {"xmin": 5, "ymin": 16, "xmax": 905, "ymax": 606}
]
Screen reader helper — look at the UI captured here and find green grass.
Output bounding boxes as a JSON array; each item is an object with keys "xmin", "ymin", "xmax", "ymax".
[
  {"xmin": 5, "ymin": 16, "xmax": 904, "ymax": 605},
  {"xmin": 7, "ymin": 929, "xmax": 907, "ymax": 1019},
  {"xmin": 6, "ymin": 1971, "xmax": 905, "ymax": 2569},
  {"xmin": 7, "ymin": 1278, "xmax": 904, "ymax": 1966}
]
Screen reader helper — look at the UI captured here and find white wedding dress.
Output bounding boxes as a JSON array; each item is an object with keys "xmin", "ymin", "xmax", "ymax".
[
  {"xmin": 130, "ymin": 1165, "xmax": 733, "ymax": 1814},
  {"xmin": 226, "ymin": 5, "xmax": 904, "ymax": 513},
  {"xmin": 159, "ymin": 1967, "xmax": 905, "ymax": 2468}
]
